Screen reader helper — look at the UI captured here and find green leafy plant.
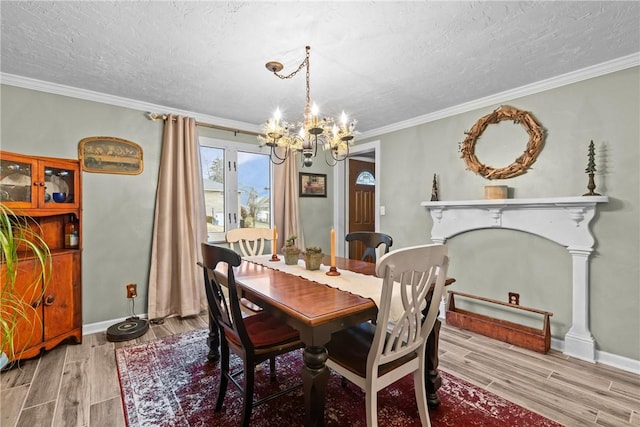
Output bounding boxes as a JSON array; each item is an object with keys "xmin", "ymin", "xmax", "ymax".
[
  {"xmin": 302, "ymin": 246, "xmax": 323, "ymax": 271},
  {"xmin": 303, "ymin": 246, "xmax": 323, "ymax": 255},
  {"xmin": 1, "ymin": 204, "xmax": 51, "ymax": 362},
  {"xmin": 284, "ymin": 235, "xmax": 297, "ymax": 247},
  {"xmin": 282, "ymin": 235, "xmax": 299, "ymax": 253}
]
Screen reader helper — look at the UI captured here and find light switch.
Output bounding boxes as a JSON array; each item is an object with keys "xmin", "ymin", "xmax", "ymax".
[{"xmin": 380, "ymin": 206, "xmax": 386, "ymax": 215}]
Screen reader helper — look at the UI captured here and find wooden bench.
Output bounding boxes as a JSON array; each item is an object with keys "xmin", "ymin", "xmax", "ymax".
[{"xmin": 446, "ymin": 291, "xmax": 553, "ymax": 353}]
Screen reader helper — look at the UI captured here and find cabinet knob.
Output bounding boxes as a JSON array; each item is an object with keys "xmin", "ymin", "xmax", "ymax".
[
  {"xmin": 31, "ymin": 299, "xmax": 42, "ymax": 308},
  {"xmin": 44, "ymin": 294, "xmax": 56, "ymax": 306}
]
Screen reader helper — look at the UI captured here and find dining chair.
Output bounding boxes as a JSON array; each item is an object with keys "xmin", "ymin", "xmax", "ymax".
[
  {"xmin": 198, "ymin": 243, "xmax": 304, "ymax": 427},
  {"xmin": 325, "ymin": 243, "xmax": 449, "ymax": 427},
  {"xmin": 226, "ymin": 227, "xmax": 275, "ymax": 313},
  {"xmin": 226, "ymin": 227, "xmax": 274, "ymax": 257},
  {"xmin": 345, "ymin": 231, "xmax": 393, "ymax": 262}
]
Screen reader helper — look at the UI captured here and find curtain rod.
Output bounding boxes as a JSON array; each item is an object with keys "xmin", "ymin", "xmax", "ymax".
[{"xmin": 146, "ymin": 112, "xmax": 261, "ymax": 137}]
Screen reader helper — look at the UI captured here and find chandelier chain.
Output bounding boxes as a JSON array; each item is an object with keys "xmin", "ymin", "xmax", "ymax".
[{"xmin": 272, "ymin": 46, "xmax": 310, "ymax": 81}]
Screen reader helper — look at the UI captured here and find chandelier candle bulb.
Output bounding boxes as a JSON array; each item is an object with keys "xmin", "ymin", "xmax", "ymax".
[
  {"xmin": 312, "ymin": 103, "xmax": 319, "ymax": 126},
  {"xmin": 274, "ymin": 108, "xmax": 281, "ymax": 128}
]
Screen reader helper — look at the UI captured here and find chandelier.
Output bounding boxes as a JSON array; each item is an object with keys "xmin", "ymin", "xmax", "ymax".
[{"xmin": 258, "ymin": 46, "xmax": 356, "ymax": 167}]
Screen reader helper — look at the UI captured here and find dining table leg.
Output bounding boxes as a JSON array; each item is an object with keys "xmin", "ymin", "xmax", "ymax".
[
  {"xmin": 422, "ymin": 288, "xmax": 444, "ymax": 409},
  {"xmin": 301, "ymin": 345, "xmax": 329, "ymax": 427}
]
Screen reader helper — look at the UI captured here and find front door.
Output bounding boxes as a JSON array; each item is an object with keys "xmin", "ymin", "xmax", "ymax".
[{"xmin": 348, "ymin": 159, "xmax": 375, "ymax": 260}]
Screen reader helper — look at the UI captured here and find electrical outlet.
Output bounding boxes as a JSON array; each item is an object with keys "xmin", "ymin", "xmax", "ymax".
[{"xmin": 126, "ymin": 283, "xmax": 138, "ymax": 299}]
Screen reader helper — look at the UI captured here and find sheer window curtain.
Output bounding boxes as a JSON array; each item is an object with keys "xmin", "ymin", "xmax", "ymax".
[
  {"xmin": 274, "ymin": 155, "xmax": 304, "ymax": 251},
  {"xmin": 147, "ymin": 115, "xmax": 208, "ymax": 320}
]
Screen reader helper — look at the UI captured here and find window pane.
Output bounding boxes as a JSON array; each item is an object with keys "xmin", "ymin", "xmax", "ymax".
[
  {"xmin": 200, "ymin": 146, "xmax": 225, "ymax": 234},
  {"xmin": 355, "ymin": 170, "xmax": 375, "ymax": 186},
  {"xmin": 237, "ymin": 151, "xmax": 270, "ymax": 229}
]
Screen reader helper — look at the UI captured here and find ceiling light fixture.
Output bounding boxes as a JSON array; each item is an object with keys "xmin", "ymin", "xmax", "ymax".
[{"xmin": 258, "ymin": 46, "xmax": 356, "ymax": 168}]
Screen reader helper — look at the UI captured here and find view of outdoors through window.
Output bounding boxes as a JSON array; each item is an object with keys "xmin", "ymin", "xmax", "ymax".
[
  {"xmin": 237, "ymin": 151, "xmax": 271, "ymax": 229},
  {"xmin": 200, "ymin": 145, "xmax": 271, "ymax": 237}
]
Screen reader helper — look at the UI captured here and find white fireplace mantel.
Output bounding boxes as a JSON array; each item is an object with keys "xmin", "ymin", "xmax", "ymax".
[{"xmin": 421, "ymin": 196, "xmax": 608, "ymax": 362}]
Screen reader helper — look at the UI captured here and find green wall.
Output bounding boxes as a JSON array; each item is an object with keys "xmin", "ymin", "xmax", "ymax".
[
  {"xmin": 1, "ymin": 66, "xmax": 637, "ymax": 362},
  {"xmin": 0, "ymin": 85, "xmax": 256, "ymax": 324},
  {"xmin": 361, "ymin": 67, "xmax": 639, "ymax": 360}
]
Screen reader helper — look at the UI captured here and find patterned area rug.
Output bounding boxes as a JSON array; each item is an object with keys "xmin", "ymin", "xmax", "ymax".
[{"xmin": 116, "ymin": 328, "xmax": 561, "ymax": 427}]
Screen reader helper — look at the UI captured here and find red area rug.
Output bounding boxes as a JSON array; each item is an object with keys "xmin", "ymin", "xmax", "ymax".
[{"xmin": 116, "ymin": 328, "xmax": 561, "ymax": 426}]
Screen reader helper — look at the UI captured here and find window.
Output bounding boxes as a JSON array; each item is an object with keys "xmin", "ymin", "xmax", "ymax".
[
  {"xmin": 200, "ymin": 137, "xmax": 272, "ymax": 242},
  {"xmin": 355, "ymin": 170, "xmax": 375, "ymax": 186}
]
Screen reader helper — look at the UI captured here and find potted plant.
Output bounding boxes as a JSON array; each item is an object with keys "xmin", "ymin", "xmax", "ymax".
[
  {"xmin": 1, "ymin": 204, "xmax": 51, "ymax": 369},
  {"xmin": 282, "ymin": 235, "xmax": 300, "ymax": 265},
  {"xmin": 302, "ymin": 246, "xmax": 324, "ymax": 271}
]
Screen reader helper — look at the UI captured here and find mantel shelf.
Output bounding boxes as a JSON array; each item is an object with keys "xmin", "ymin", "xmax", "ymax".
[
  {"xmin": 420, "ymin": 196, "xmax": 608, "ymax": 249},
  {"xmin": 420, "ymin": 195, "xmax": 608, "ymax": 208},
  {"xmin": 421, "ymin": 195, "xmax": 609, "ymax": 363}
]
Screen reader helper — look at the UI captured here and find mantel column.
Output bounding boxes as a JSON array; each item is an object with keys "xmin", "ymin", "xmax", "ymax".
[{"xmin": 565, "ymin": 248, "xmax": 595, "ymax": 362}]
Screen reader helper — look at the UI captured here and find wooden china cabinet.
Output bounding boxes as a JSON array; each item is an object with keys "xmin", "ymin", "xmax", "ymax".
[{"xmin": 0, "ymin": 150, "xmax": 82, "ymax": 361}]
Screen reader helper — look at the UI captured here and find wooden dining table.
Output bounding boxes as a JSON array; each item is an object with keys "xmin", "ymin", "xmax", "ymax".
[{"xmin": 210, "ymin": 255, "xmax": 450, "ymax": 427}]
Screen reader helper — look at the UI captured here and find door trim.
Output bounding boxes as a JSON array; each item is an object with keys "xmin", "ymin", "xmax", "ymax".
[{"xmin": 333, "ymin": 140, "xmax": 380, "ymax": 257}]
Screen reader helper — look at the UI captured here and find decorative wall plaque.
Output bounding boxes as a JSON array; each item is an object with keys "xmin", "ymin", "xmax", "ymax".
[{"xmin": 79, "ymin": 136, "xmax": 143, "ymax": 175}]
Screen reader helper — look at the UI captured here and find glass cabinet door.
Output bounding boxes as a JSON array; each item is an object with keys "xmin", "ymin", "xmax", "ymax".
[
  {"xmin": 43, "ymin": 163, "xmax": 76, "ymax": 205},
  {"xmin": 0, "ymin": 158, "xmax": 34, "ymax": 204}
]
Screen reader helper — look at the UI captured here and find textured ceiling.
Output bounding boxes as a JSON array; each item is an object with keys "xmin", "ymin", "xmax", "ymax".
[{"xmin": 1, "ymin": 1, "xmax": 639, "ymax": 135}]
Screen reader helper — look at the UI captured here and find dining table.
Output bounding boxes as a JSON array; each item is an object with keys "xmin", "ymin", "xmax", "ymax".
[{"xmin": 210, "ymin": 254, "xmax": 452, "ymax": 427}]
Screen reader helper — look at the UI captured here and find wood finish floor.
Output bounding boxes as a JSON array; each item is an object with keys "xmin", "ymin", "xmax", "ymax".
[{"xmin": 2, "ymin": 313, "xmax": 639, "ymax": 427}]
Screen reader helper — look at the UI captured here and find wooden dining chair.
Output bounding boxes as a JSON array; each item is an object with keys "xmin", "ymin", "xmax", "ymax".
[
  {"xmin": 345, "ymin": 231, "xmax": 393, "ymax": 262},
  {"xmin": 198, "ymin": 243, "xmax": 304, "ymax": 427},
  {"xmin": 226, "ymin": 227, "xmax": 274, "ymax": 257},
  {"xmin": 325, "ymin": 244, "xmax": 449, "ymax": 427}
]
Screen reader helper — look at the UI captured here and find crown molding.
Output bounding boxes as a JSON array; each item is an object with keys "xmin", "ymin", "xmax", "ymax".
[
  {"xmin": 0, "ymin": 73, "xmax": 261, "ymax": 134},
  {"xmin": 2, "ymin": 52, "xmax": 638, "ymax": 139},
  {"xmin": 359, "ymin": 52, "xmax": 640, "ymax": 139}
]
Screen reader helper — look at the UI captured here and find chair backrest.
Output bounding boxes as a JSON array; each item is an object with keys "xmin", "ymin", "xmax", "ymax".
[
  {"xmin": 226, "ymin": 227, "xmax": 273, "ymax": 257},
  {"xmin": 199, "ymin": 243, "xmax": 254, "ymax": 351},
  {"xmin": 345, "ymin": 231, "xmax": 393, "ymax": 262},
  {"xmin": 370, "ymin": 244, "xmax": 449, "ymax": 369}
]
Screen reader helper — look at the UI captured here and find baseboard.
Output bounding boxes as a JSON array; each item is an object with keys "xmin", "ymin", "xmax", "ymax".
[
  {"xmin": 550, "ymin": 335, "xmax": 639, "ymax": 374},
  {"xmin": 596, "ymin": 350, "xmax": 640, "ymax": 375}
]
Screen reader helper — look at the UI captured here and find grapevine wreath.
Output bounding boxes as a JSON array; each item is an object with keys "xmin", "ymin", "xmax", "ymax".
[{"xmin": 460, "ymin": 105, "xmax": 544, "ymax": 180}]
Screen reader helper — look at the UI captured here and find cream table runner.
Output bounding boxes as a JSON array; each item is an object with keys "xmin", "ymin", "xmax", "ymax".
[{"xmin": 243, "ymin": 255, "xmax": 405, "ymax": 323}]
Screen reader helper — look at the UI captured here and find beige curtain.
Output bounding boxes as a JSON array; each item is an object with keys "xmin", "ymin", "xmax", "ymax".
[
  {"xmin": 147, "ymin": 115, "xmax": 208, "ymax": 320},
  {"xmin": 274, "ymin": 155, "xmax": 304, "ymax": 251}
]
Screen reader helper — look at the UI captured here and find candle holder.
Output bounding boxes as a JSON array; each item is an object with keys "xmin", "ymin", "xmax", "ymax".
[
  {"xmin": 270, "ymin": 254, "xmax": 280, "ymax": 261},
  {"xmin": 326, "ymin": 266, "xmax": 340, "ymax": 276}
]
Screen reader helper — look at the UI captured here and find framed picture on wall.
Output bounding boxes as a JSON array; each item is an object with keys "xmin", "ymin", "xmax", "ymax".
[
  {"xmin": 78, "ymin": 136, "xmax": 143, "ymax": 175},
  {"xmin": 299, "ymin": 172, "xmax": 327, "ymax": 197}
]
